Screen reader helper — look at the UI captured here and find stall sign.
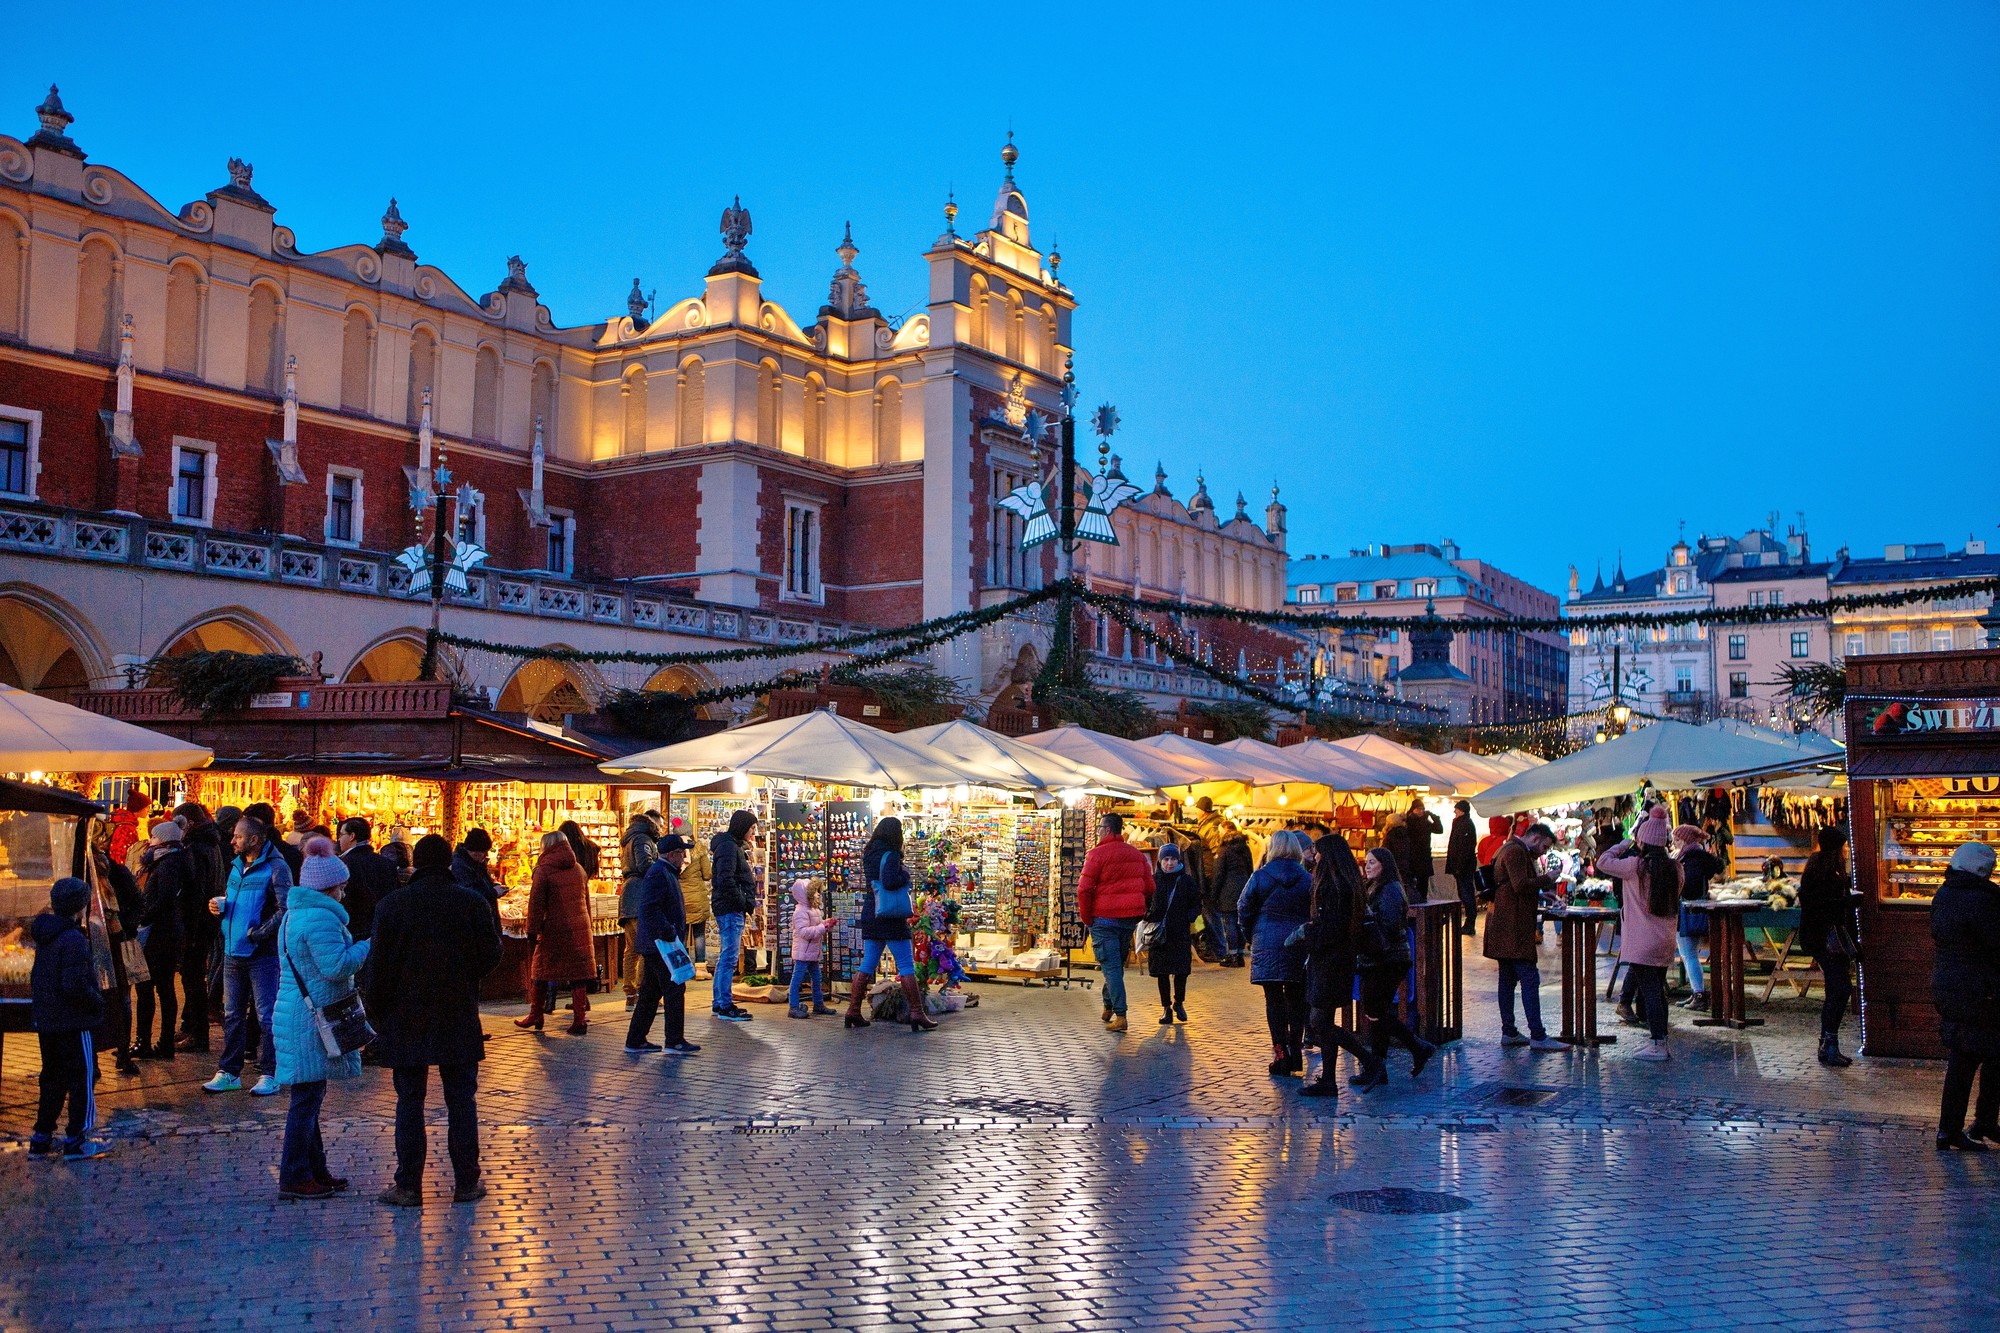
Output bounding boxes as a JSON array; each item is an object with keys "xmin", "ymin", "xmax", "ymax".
[
  {"xmin": 249, "ymin": 691, "xmax": 299, "ymax": 709},
  {"xmin": 1859, "ymin": 697, "xmax": 2000, "ymax": 738}
]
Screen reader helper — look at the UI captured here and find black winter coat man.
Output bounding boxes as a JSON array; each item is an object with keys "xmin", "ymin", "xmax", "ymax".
[
  {"xmin": 179, "ymin": 820, "xmax": 226, "ymax": 942},
  {"xmin": 1444, "ymin": 813, "xmax": 1478, "ymax": 885},
  {"xmin": 709, "ymin": 810, "xmax": 760, "ymax": 917},
  {"xmin": 365, "ymin": 866, "xmax": 503, "ymax": 1068},
  {"xmin": 1933, "ymin": 866, "xmax": 2000, "ymax": 1059},
  {"xmin": 1210, "ymin": 835, "xmax": 1253, "ymax": 914},
  {"xmin": 139, "ymin": 843, "xmax": 193, "ymax": 951},
  {"xmin": 339, "ymin": 843, "xmax": 399, "ymax": 942}
]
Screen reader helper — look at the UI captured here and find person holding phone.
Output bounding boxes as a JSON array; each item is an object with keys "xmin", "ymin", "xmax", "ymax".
[{"xmin": 625, "ymin": 834, "xmax": 700, "ymax": 1056}]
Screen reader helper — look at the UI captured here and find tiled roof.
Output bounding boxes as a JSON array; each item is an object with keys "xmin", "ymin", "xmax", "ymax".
[
  {"xmin": 1287, "ymin": 550, "xmax": 1469, "ymax": 598},
  {"xmin": 1833, "ymin": 552, "xmax": 2000, "ymax": 585}
]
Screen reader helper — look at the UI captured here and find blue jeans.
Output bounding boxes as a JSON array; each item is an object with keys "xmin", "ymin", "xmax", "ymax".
[
  {"xmin": 1091, "ymin": 920, "xmax": 1137, "ymax": 1016},
  {"xmin": 279, "ymin": 1079, "xmax": 328, "ymax": 1188},
  {"xmin": 219, "ymin": 952, "xmax": 279, "ymax": 1076},
  {"xmin": 1678, "ymin": 934, "xmax": 1705, "ymax": 995},
  {"xmin": 1204, "ymin": 908, "xmax": 1244, "ymax": 961},
  {"xmin": 688, "ymin": 923, "xmax": 707, "ymax": 963},
  {"xmin": 711, "ymin": 912, "xmax": 745, "ymax": 1011},
  {"xmin": 1497, "ymin": 958, "xmax": 1547, "ymax": 1040},
  {"xmin": 788, "ymin": 960, "xmax": 824, "ymax": 1008},
  {"xmin": 859, "ymin": 938, "xmax": 915, "ymax": 975}
]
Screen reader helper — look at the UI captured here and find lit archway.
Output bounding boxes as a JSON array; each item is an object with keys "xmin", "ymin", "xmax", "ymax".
[
  {"xmin": 0, "ymin": 595, "xmax": 95, "ymax": 701},
  {"xmin": 160, "ymin": 617, "xmax": 285, "ymax": 657},
  {"xmin": 643, "ymin": 664, "xmax": 725, "ymax": 721},
  {"xmin": 497, "ymin": 657, "xmax": 596, "ymax": 722},
  {"xmin": 343, "ymin": 636, "xmax": 426, "ymax": 684}
]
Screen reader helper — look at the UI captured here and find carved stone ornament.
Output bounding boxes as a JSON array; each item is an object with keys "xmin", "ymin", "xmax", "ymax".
[
  {"xmin": 376, "ymin": 197, "xmax": 414, "ymax": 257},
  {"xmin": 709, "ymin": 196, "xmax": 758, "ymax": 277},
  {"xmin": 227, "ymin": 157, "xmax": 253, "ymax": 189},
  {"xmin": 27, "ymin": 85, "xmax": 82, "ymax": 157},
  {"xmin": 824, "ymin": 222, "xmax": 877, "ymax": 319},
  {"xmin": 1001, "ymin": 373, "xmax": 1029, "ymax": 430}
]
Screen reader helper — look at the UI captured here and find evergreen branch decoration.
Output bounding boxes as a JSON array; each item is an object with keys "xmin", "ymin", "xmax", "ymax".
[
  {"xmin": 140, "ymin": 651, "xmax": 308, "ymax": 718},
  {"xmin": 1188, "ymin": 699, "xmax": 1274, "ymax": 742},
  {"xmin": 1774, "ymin": 660, "xmax": 1847, "ymax": 721},
  {"xmin": 601, "ymin": 689, "xmax": 701, "ymax": 744},
  {"xmin": 1038, "ymin": 681, "xmax": 1157, "ymax": 738},
  {"xmin": 829, "ymin": 663, "xmax": 967, "ymax": 726}
]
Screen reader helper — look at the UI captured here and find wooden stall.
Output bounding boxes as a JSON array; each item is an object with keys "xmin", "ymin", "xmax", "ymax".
[{"xmin": 1844, "ymin": 648, "xmax": 2000, "ymax": 1059}]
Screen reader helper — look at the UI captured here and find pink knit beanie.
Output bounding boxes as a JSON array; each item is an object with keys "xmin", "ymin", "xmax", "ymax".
[{"xmin": 1636, "ymin": 806, "xmax": 1672, "ymax": 848}]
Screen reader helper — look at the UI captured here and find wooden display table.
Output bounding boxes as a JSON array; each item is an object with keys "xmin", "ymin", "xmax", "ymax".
[
  {"xmin": 1406, "ymin": 900, "xmax": 1464, "ymax": 1045},
  {"xmin": 1544, "ymin": 906, "xmax": 1619, "ymax": 1047},
  {"xmin": 1685, "ymin": 899, "xmax": 1767, "ymax": 1031}
]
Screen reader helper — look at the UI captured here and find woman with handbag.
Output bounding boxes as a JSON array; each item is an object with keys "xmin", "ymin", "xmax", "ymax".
[
  {"xmin": 1237, "ymin": 830, "xmax": 1314, "ymax": 1075},
  {"xmin": 1352, "ymin": 847, "xmax": 1435, "ymax": 1090},
  {"xmin": 273, "ymin": 839, "xmax": 371, "ymax": 1201},
  {"xmin": 517, "ymin": 832, "xmax": 596, "ymax": 1035},
  {"xmin": 846, "ymin": 818, "xmax": 936, "ymax": 1032},
  {"xmin": 1798, "ymin": 825, "xmax": 1857, "ymax": 1068},
  {"xmin": 1145, "ymin": 843, "xmax": 1201, "ymax": 1025},
  {"xmin": 1299, "ymin": 833, "xmax": 1382, "ymax": 1098}
]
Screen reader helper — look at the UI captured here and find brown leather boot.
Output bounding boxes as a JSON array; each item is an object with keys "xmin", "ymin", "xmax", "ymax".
[
  {"xmin": 568, "ymin": 986, "xmax": 589, "ymax": 1035},
  {"xmin": 900, "ymin": 975, "xmax": 938, "ymax": 1032},
  {"xmin": 844, "ymin": 973, "xmax": 875, "ymax": 1029},
  {"xmin": 513, "ymin": 985, "xmax": 545, "ymax": 1030}
]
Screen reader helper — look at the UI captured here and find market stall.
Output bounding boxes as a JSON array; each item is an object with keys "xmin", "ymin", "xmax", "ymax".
[
  {"xmin": 1841, "ymin": 648, "xmax": 2000, "ymax": 1058},
  {"xmin": 0, "ymin": 778, "xmax": 107, "ymax": 1066}
]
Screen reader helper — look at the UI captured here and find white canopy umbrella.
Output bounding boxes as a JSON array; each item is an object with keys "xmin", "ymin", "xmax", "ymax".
[
  {"xmin": 1020, "ymin": 724, "xmax": 1215, "ymax": 792},
  {"xmin": 898, "ymin": 719, "xmax": 1146, "ymax": 797},
  {"xmin": 1285, "ymin": 737, "xmax": 1432, "ymax": 789},
  {"xmin": 1137, "ymin": 732, "xmax": 1299, "ymax": 785},
  {"xmin": 600, "ymin": 709, "xmax": 1017, "ymax": 790},
  {"xmin": 1704, "ymin": 717, "xmax": 1844, "ymax": 755},
  {"xmin": 1488, "ymin": 749, "xmax": 1548, "ymax": 775},
  {"xmin": 0, "ymin": 683, "xmax": 211, "ymax": 773},
  {"xmin": 1328, "ymin": 734, "xmax": 1475, "ymax": 790},
  {"xmin": 1216, "ymin": 736, "xmax": 1395, "ymax": 791},
  {"xmin": 1473, "ymin": 719, "xmax": 1843, "ymax": 813}
]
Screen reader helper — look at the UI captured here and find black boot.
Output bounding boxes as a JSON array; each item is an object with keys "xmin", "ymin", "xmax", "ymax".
[{"xmin": 1818, "ymin": 1032, "xmax": 1853, "ymax": 1068}]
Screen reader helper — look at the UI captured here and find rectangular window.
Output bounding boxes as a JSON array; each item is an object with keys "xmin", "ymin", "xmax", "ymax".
[
  {"xmin": 545, "ymin": 509, "xmax": 574, "ymax": 576},
  {"xmin": 1676, "ymin": 665, "xmax": 1693, "ymax": 692},
  {"xmin": 1296, "ymin": 586, "xmax": 1321, "ymax": 604},
  {"xmin": 1933, "ymin": 628, "xmax": 1955, "ymax": 653},
  {"xmin": 783, "ymin": 502, "xmax": 820, "ymax": 602},
  {"xmin": 1413, "ymin": 580, "xmax": 1436, "ymax": 598},
  {"xmin": 1727, "ymin": 634, "xmax": 1747, "ymax": 660},
  {"xmin": 1844, "ymin": 633, "xmax": 1864, "ymax": 658},
  {"xmin": 325, "ymin": 470, "xmax": 361, "ymax": 546},
  {"xmin": 1335, "ymin": 585, "xmax": 1357, "ymax": 602},
  {"xmin": 453, "ymin": 488, "xmax": 486, "ymax": 548},
  {"xmin": 1791, "ymin": 631, "xmax": 1810, "ymax": 658},
  {"xmin": 989, "ymin": 466, "xmax": 1033, "ymax": 589},
  {"xmin": 1769, "ymin": 590, "xmax": 1783, "ymax": 606},
  {"xmin": 170, "ymin": 441, "xmax": 216, "ymax": 524},
  {"xmin": 1729, "ymin": 671, "xmax": 1749, "ymax": 699},
  {"xmin": 1374, "ymin": 583, "xmax": 1396, "ymax": 600},
  {"xmin": 1889, "ymin": 630, "xmax": 1910, "ymax": 655},
  {"xmin": 1749, "ymin": 591, "xmax": 1764, "ymax": 607},
  {"xmin": 0, "ymin": 413, "xmax": 36, "ymax": 498}
]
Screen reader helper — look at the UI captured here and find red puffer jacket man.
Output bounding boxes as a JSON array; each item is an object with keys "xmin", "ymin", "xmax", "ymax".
[{"xmin": 1077, "ymin": 816, "xmax": 1154, "ymax": 923}]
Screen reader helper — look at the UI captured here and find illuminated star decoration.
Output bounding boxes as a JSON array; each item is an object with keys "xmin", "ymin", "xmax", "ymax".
[
  {"xmin": 395, "ymin": 469, "xmax": 488, "ymax": 596},
  {"xmin": 1075, "ymin": 401, "xmax": 1135, "ymax": 546},
  {"xmin": 998, "ymin": 407, "xmax": 1058, "ymax": 549}
]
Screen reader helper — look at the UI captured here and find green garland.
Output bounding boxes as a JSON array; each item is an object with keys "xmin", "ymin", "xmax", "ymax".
[{"xmin": 1078, "ymin": 575, "xmax": 2000, "ymax": 636}]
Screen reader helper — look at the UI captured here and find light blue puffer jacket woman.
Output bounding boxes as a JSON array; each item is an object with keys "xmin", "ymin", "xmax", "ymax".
[{"xmin": 274, "ymin": 885, "xmax": 371, "ymax": 1086}]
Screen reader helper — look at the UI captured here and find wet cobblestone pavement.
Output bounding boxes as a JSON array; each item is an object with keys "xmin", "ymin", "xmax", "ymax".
[{"xmin": 2, "ymin": 953, "xmax": 1994, "ymax": 1331}]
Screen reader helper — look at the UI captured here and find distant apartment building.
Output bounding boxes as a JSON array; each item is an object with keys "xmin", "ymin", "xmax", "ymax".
[
  {"xmin": 1830, "ymin": 539, "xmax": 2000, "ymax": 661},
  {"xmin": 1286, "ymin": 540, "xmax": 1567, "ymax": 724}
]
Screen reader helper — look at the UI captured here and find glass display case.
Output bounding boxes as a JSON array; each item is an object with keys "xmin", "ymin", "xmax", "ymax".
[{"xmin": 1876, "ymin": 777, "xmax": 2000, "ymax": 906}]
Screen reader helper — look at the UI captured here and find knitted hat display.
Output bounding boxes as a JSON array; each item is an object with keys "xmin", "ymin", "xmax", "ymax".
[
  {"xmin": 1636, "ymin": 806, "xmax": 1673, "ymax": 847},
  {"xmin": 299, "ymin": 853, "xmax": 350, "ymax": 892}
]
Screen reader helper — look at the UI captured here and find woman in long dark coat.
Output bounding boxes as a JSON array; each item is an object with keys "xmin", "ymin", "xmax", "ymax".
[
  {"xmin": 1300, "ymin": 833, "xmax": 1381, "ymax": 1097},
  {"xmin": 1932, "ymin": 841, "xmax": 2000, "ymax": 1150},
  {"xmin": 1145, "ymin": 843, "xmax": 1201, "ymax": 1025}
]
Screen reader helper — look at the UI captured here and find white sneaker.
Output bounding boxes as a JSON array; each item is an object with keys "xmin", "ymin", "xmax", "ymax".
[
  {"xmin": 201, "ymin": 1072, "xmax": 241, "ymax": 1093},
  {"xmin": 250, "ymin": 1075, "xmax": 282, "ymax": 1095},
  {"xmin": 1632, "ymin": 1038, "xmax": 1671, "ymax": 1063},
  {"xmin": 1529, "ymin": 1036, "xmax": 1568, "ymax": 1052}
]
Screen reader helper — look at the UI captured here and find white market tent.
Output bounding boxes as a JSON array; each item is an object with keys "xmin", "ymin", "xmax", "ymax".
[
  {"xmin": 1138, "ymin": 732, "xmax": 1300, "ymax": 786},
  {"xmin": 1488, "ymin": 749, "xmax": 1549, "ymax": 776},
  {"xmin": 600, "ymin": 708, "xmax": 1018, "ymax": 791},
  {"xmin": 0, "ymin": 683, "xmax": 212, "ymax": 773},
  {"xmin": 1019, "ymin": 724, "xmax": 1216, "ymax": 793},
  {"xmin": 1215, "ymin": 736, "xmax": 1395, "ymax": 791},
  {"xmin": 1285, "ymin": 737, "xmax": 1434, "ymax": 789},
  {"xmin": 897, "ymin": 719, "xmax": 1146, "ymax": 797},
  {"xmin": 1472, "ymin": 719, "xmax": 1844, "ymax": 813}
]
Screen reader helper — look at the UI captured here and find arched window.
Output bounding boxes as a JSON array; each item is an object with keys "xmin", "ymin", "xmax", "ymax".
[
  {"xmin": 803, "ymin": 373, "xmax": 825, "ymax": 462},
  {"xmin": 873, "ymin": 377, "xmax": 902, "ymax": 464},
  {"xmin": 339, "ymin": 308, "xmax": 373, "ymax": 412},
  {"xmin": 1043, "ymin": 308, "xmax": 1059, "ymax": 370},
  {"xmin": 757, "ymin": 359, "xmax": 781, "ymax": 448},
  {"xmin": 677, "ymin": 357, "xmax": 704, "ymax": 447},
  {"xmin": 75, "ymin": 238, "xmax": 119, "ymax": 358},
  {"xmin": 472, "ymin": 344, "xmax": 501, "ymax": 440},
  {"xmin": 530, "ymin": 361, "xmax": 556, "ymax": 452},
  {"xmin": 164, "ymin": 262, "xmax": 203, "ymax": 377},
  {"xmin": 405, "ymin": 325, "xmax": 438, "ymax": 425},
  {"xmin": 0, "ymin": 214, "xmax": 27, "ymax": 338},
  {"xmin": 622, "ymin": 365, "xmax": 648, "ymax": 455},
  {"xmin": 245, "ymin": 283, "xmax": 284, "ymax": 393},
  {"xmin": 1006, "ymin": 289, "xmax": 1024, "ymax": 363},
  {"xmin": 969, "ymin": 275, "xmax": 988, "ymax": 350}
]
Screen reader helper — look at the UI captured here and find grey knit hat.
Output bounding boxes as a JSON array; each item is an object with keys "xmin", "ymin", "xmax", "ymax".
[{"xmin": 1950, "ymin": 842, "xmax": 1997, "ymax": 879}]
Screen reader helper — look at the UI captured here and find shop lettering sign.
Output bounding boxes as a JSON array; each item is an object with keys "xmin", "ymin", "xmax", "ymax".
[
  {"xmin": 1859, "ymin": 697, "xmax": 2000, "ymax": 738},
  {"xmin": 249, "ymin": 691, "xmax": 296, "ymax": 710}
]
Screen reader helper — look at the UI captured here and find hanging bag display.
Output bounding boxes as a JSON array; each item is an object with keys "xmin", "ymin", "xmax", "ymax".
[{"xmin": 282, "ymin": 931, "xmax": 375, "ymax": 1058}]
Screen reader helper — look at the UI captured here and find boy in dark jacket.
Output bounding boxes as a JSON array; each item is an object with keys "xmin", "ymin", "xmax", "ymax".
[{"xmin": 29, "ymin": 878, "xmax": 110, "ymax": 1161}]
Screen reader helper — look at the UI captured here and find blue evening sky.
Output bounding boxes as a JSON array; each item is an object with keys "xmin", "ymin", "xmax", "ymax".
[{"xmin": 10, "ymin": 3, "xmax": 1998, "ymax": 595}]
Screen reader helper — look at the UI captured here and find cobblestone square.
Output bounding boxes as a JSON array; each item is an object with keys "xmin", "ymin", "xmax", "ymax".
[{"xmin": 2, "ymin": 952, "xmax": 1994, "ymax": 1331}]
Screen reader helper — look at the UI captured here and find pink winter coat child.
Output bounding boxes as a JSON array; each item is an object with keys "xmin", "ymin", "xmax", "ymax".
[
  {"xmin": 790, "ymin": 879, "xmax": 831, "ymax": 962},
  {"xmin": 1597, "ymin": 807, "xmax": 1680, "ymax": 969}
]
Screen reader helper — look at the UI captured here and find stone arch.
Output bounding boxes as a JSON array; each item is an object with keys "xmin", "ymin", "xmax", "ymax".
[
  {"xmin": 643, "ymin": 664, "xmax": 726, "ymax": 720},
  {"xmin": 0, "ymin": 207, "xmax": 24, "ymax": 338},
  {"xmin": 1042, "ymin": 306, "xmax": 1059, "ymax": 371},
  {"xmin": 529, "ymin": 359, "xmax": 557, "ymax": 453},
  {"xmin": 341, "ymin": 633, "xmax": 427, "ymax": 684},
  {"xmin": 757, "ymin": 357, "xmax": 781, "ymax": 448},
  {"xmin": 1006, "ymin": 288, "xmax": 1024, "ymax": 363},
  {"xmin": 969, "ymin": 274, "xmax": 989, "ymax": 350},
  {"xmin": 155, "ymin": 607, "xmax": 296, "ymax": 660},
  {"xmin": 75, "ymin": 233, "xmax": 121, "ymax": 358},
  {"xmin": 802, "ymin": 371, "xmax": 826, "ymax": 461},
  {"xmin": 873, "ymin": 376, "xmax": 902, "ymax": 465},
  {"xmin": 676, "ymin": 355, "xmax": 704, "ymax": 447},
  {"xmin": 471, "ymin": 342, "xmax": 502, "ymax": 441},
  {"xmin": 164, "ymin": 258, "xmax": 205, "ymax": 377},
  {"xmin": 245, "ymin": 280, "xmax": 285, "ymax": 394},
  {"xmin": 496, "ymin": 654, "xmax": 601, "ymax": 723},
  {"xmin": 339, "ymin": 306, "xmax": 375, "ymax": 413},
  {"xmin": 406, "ymin": 323, "xmax": 440, "ymax": 424},
  {"xmin": 622, "ymin": 364, "xmax": 648, "ymax": 455},
  {"xmin": 0, "ymin": 585, "xmax": 108, "ymax": 700}
]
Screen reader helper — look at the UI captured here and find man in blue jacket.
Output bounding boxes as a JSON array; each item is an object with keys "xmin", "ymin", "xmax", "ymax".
[
  {"xmin": 202, "ymin": 816, "xmax": 290, "ymax": 1096},
  {"xmin": 625, "ymin": 834, "xmax": 700, "ymax": 1055},
  {"xmin": 28, "ymin": 878, "xmax": 109, "ymax": 1160}
]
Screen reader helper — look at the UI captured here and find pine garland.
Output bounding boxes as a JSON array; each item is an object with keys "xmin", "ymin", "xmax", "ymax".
[{"xmin": 141, "ymin": 651, "xmax": 308, "ymax": 718}]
